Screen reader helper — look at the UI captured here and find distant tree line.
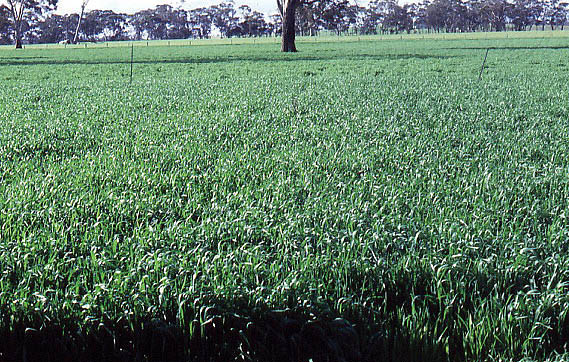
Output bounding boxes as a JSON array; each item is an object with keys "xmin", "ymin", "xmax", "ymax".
[{"xmin": 0, "ymin": 0, "xmax": 568, "ymax": 45}]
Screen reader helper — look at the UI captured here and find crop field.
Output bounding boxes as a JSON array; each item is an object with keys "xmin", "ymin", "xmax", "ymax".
[{"xmin": 1, "ymin": 34, "xmax": 569, "ymax": 361}]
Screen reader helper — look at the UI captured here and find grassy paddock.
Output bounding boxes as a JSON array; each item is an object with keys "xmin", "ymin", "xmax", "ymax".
[
  {"xmin": 1, "ymin": 33, "xmax": 569, "ymax": 361},
  {"xmin": 2, "ymin": 29, "xmax": 569, "ymax": 50}
]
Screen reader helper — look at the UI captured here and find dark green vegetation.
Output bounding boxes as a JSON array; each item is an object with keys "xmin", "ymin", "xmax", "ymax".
[{"xmin": 1, "ymin": 34, "xmax": 569, "ymax": 361}]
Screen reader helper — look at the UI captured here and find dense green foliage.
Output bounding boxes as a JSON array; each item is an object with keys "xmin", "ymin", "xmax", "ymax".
[{"xmin": 1, "ymin": 33, "xmax": 569, "ymax": 360}]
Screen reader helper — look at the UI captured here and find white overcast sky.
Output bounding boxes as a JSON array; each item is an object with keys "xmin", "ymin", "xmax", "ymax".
[{"xmin": 56, "ymin": 0, "xmax": 279, "ymax": 15}]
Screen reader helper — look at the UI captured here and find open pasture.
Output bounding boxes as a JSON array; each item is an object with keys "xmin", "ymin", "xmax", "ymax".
[{"xmin": 1, "ymin": 34, "xmax": 569, "ymax": 361}]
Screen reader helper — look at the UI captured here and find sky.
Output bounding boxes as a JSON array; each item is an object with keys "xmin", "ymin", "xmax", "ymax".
[{"xmin": 55, "ymin": 0, "xmax": 279, "ymax": 16}]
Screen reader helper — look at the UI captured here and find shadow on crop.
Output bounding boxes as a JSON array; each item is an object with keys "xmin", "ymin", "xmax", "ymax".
[
  {"xmin": 444, "ymin": 45, "xmax": 569, "ymax": 51},
  {"xmin": 0, "ymin": 307, "xmax": 449, "ymax": 362},
  {"xmin": 0, "ymin": 53, "xmax": 458, "ymax": 67},
  {"xmin": 0, "ymin": 56, "xmax": 50, "ymax": 61}
]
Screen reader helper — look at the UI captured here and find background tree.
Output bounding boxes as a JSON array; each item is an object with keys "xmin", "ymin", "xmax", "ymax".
[
  {"xmin": 162, "ymin": 5, "xmax": 190, "ymax": 39},
  {"xmin": 0, "ymin": 5, "xmax": 13, "ymax": 44},
  {"xmin": 131, "ymin": 8, "xmax": 154, "ymax": 40},
  {"xmin": 360, "ymin": 0, "xmax": 385, "ymax": 34},
  {"xmin": 530, "ymin": 0, "xmax": 546, "ymax": 29},
  {"xmin": 3, "ymin": 0, "xmax": 57, "ymax": 48},
  {"xmin": 297, "ymin": 2, "xmax": 319, "ymax": 35},
  {"xmin": 131, "ymin": 5, "xmax": 189, "ymax": 40},
  {"xmin": 482, "ymin": 0, "xmax": 508, "ymax": 31},
  {"xmin": 238, "ymin": 4, "xmax": 252, "ymax": 34},
  {"xmin": 544, "ymin": 0, "xmax": 568, "ymax": 29},
  {"xmin": 188, "ymin": 7, "xmax": 213, "ymax": 39},
  {"xmin": 239, "ymin": 8, "xmax": 269, "ymax": 36},
  {"xmin": 380, "ymin": 1, "xmax": 414, "ymax": 33},
  {"xmin": 75, "ymin": 9, "xmax": 127, "ymax": 41},
  {"xmin": 100, "ymin": 10, "xmax": 128, "ymax": 41},
  {"xmin": 38, "ymin": 13, "xmax": 74, "ymax": 43},
  {"xmin": 552, "ymin": 0, "xmax": 568, "ymax": 29},
  {"xmin": 509, "ymin": 0, "xmax": 534, "ymax": 30},
  {"xmin": 319, "ymin": 0, "xmax": 357, "ymax": 35},
  {"xmin": 211, "ymin": 2, "xmax": 239, "ymax": 37},
  {"xmin": 268, "ymin": 13, "xmax": 282, "ymax": 35},
  {"xmin": 423, "ymin": 0, "xmax": 446, "ymax": 32},
  {"xmin": 81, "ymin": 9, "xmax": 105, "ymax": 40}
]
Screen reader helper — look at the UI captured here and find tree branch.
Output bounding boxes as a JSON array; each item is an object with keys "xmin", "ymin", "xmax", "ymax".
[
  {"xmin": 300, "ymin": 0, "xmax": 321, "ymax": 5},
  {"xmin": 6, "ymin": 0, "xmax": 23, "ymax": 27},
  {"xmin": 6, "ymin": 0, "xmax": 17, "ymax": 22}
]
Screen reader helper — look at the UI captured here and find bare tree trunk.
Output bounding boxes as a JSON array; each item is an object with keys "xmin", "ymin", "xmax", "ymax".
[
  {"xmin": 14, "ymin": 23, "xmax": 23, "ymax": 49},
  {"xmin": 15, "ymin": 31, "xmax": 22, "ymax": 49},
  {"xmin": 73, "ymin": 1, "xmax": 88, "ymax": 44},
  {"xmin": 8, "ymin": 0, "xmax": 25, "ymax": 49},
  {"xmin": 278, "ymin": 0, "xmax": 298, "ymax": 52},
  {"xmin": 73, "ymin": 10, "xmax": 84, "ymax": 43}
]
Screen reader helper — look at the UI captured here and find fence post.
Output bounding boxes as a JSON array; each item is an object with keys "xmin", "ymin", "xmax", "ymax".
[
  {"xmin": 130, "ymin": 43, "xmax": 134, "ymax": 84},
  {"xmin": 479, "ymin": 48, "xmax": 490, "ymax": 80}
]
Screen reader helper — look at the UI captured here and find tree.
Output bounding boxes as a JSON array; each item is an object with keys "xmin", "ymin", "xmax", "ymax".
[
  {"xmin": 530, "ymin": 0, "xmax": 546, "ymax": 29},
  {"xmin": 379, "ymin": 1, "xmax": 414, "ymax": 33},
  {"xmin": 319, "ymin": 0, "xmax": 356, "ymax": 35},
  {"xmin": 72, "ymin": 0, "xmax": 87, "ymax": 43},
  {"xmin": 238, "ymin": 8, "xmax": 269, "ymax": 37},
  {"xmin": 544, "ymin": 0, "xmax": 568, "ymax": 29},
  {"xmin": 0, "ymin": 5, "xmax": 13, "ymax": 44},
  {"xmin": 131, "ymin": 5, "xmax": 189, "ymax": 40},
  {"xmin": 276, "ymin": 0, "xmax": 348, "ymax": 52},
  {"xmin": 82, "ymin": 10, "xmax": 105, "ymax": 40},
  {"xmin": 236, "ymin": 4, "xmax": 250, "ymax": 35},
  {"xmin": 268, "ymin": 13, "xmax": 282, "ymax": 35},
  {"xmin": 360, "ymin": 0, "xmax": 384, "ymax": 34},
  {"xmin": 3, "ymin": 0, "xmax": 57, "ymax": 48},
  {"xmin": 161, "ymin": 6, "xmax": 190, "ymax": 39},
  {"xmin": 189, "ymin": 7, "xmax": 213, "ymax": 39},
  {"xmin": 552, "ymin": 0, "xmax": 568, "ymax": 29},
  {"xmin": 100, "ymin": 10, "xmax": 128, "ymax": 41},
  {"xmin": 509, "ymin": 0, "xmax": 536, "ymax": 30},
  {"xmin": 131, "ymin": 9, "xmax": 154, "ymax": 40},
  {"xmin": 38, "ymin": 13, "xmax": 74, "ymax": 43},
  {"xmin": 484, "ymin": 0, "xmax": 508, "ymax": 31},
  {"xmin": 211, "ymin": 2, "xmax": 239, "ymax": 37},
  {"xmin": 76, "ymin": 9, "xmax": 127, "ymax": 41},
  {"xmin": 276, "ymin": 0, "xmax": 301, "ymax": 52}
]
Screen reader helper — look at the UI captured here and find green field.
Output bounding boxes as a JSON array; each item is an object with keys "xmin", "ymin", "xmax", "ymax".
[{"xmin": 1, "ymin": 33, "xmax": 569, "ymax": 361}]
